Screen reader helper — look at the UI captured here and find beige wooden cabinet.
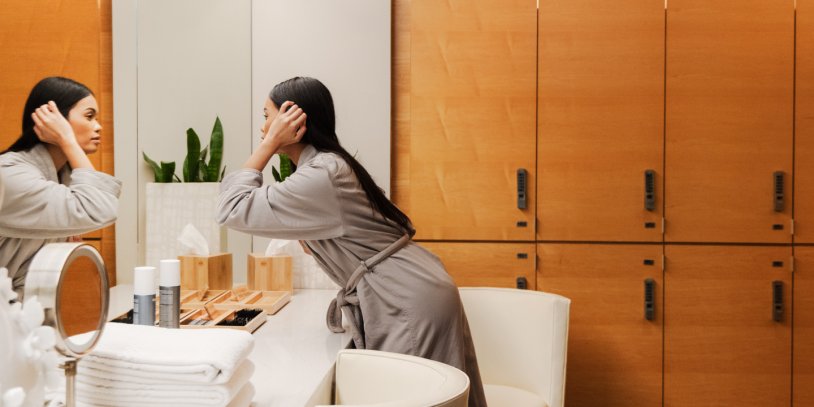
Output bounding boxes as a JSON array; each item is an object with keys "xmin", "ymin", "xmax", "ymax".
[
  {"xmin": 538, "ymin": 243, "xmax": 663, "ymax": 407},
  {"xmin": 538, "ymin": 0, "xmax": 665, "ymax": 242},
  {"xmin": 406, "ymin": 0, "xmax": 537, "ymax": 241},
  {"xmin": 664, "ymin": 0, "xmax": 794, "ymax": 244},
  {"xmin": 420, "ymin": 242, "xmax": 536, "ymax": 290},
  {"xmin": 664, "ymin": 245, "xmax": 792, "ymax": 407}
]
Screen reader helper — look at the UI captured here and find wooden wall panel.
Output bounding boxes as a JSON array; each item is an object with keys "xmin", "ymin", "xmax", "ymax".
[
  {"xmin": 797, "ymin": 0, "xmax": 814, "ymax": 243},
  {"xmin": 538, "ymin": 243, "xmax": 663, "ymax": 407},
  {"xmin": 408, "ymin": 0, "xmax": 537, "ymax": 241},
  {"xmin": 665, "ymin": 0, "xmax": 794, "ymax": 243},
  {"xmin": 0, "ymin": 0, "xmax": 115, "ymax": 282},
  {"xmin": 538, "ymin": 0, "xmax": 665, "ymax": 242},
  {"xmin": 419, "ymin": 242, "xmax": 535, "ymax": 289},
  {"xmin": 794, "ymin": 247, "xmax": 814, "ymax": 406},
  {"xmin": 392, "ymin": 0, "xmax": 411, "ymax": 214},
  {"xmin": 664, "ymin": 245, "xmax": 791, "ymax": 406}
]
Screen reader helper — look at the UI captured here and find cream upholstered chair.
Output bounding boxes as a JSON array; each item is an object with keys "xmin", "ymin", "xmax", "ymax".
[
  {"xmin": 459, "ymin": 287, "xmax": 571, "ymax": 407},
  {"xmin": 315, "ymin": 349, "xmax": 470, "ymax": 407}
]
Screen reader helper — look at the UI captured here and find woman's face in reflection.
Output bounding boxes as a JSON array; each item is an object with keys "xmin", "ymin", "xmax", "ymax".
[{"xmin": 67, "ymin": 95, "xmax": 102, "ymax": 154}]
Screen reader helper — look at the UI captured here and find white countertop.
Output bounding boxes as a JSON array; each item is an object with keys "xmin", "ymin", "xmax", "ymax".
[{"xmin": 109, "ymin": 285, "xmax": 352, "ymax": 407}]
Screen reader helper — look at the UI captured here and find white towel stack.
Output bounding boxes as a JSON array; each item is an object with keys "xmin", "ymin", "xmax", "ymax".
[{"xmin": 71, "ymin": 323, "xmax": 256, "ymax": 407}]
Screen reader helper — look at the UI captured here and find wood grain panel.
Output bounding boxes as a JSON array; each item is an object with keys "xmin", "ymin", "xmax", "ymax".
[
  {"xmin": 99, "ymin": 0, "xmax": 116, "ymax": 284},
  {"xmin": 794, "ymin": 246, "xmax": 814, "ymax": 406},
  {"xmin": 0, "ymin": 0, "xmax": 101, "ymax": 151},
  {"xmin": 538, "ymin": 0, "xmax": 665, "ymax": 242},
  {"xmin": 665, "ymin": 0, "xmax": 794, "ymax": 243},
  {"xmin": 538, "ymin": 243, "xmax": 663, "ymax": 407},
  {"xmin": 392, "ymin": 0, "xmax": 411, "ymax": 214},
  {"xmin": 419, "ymin": 242, "xmax": 535, "ymax": 289},
  {"xmin": 797, "ymin": 0, "xmax": 814, "ymax": 243},
  {"xmin": 664, "ymin": 245, "xmax": 791, "ymax": 407},
  {"xmin": 409, "ymin": 0, "xmax": 537, "ymax": 240},
  {"xmin": 0, "ymin": 0, "xmax": 115, "ymax": 281}
]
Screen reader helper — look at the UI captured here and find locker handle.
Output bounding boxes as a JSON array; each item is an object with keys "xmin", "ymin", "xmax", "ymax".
[
  {"xmin": 774, "ymin": 171, "xmax": 785, "ymax": 212},
  {"xmin": 516, "ymin": 277, "xmax": 528, "ymax": 290},
  {"xmin": 772, "ymin": 280, "xmax": 784, "ymax": 322},
  {"xmin": 644, "ymin": 278, "xmax": 655, "ymax": 321},
  {"xmin": 644, "ymin": 170, "xmax": 656, "ymax": 211},
  {"xmin": 517, "ymin": 169, "xmax": 528, "ymax": 209}
]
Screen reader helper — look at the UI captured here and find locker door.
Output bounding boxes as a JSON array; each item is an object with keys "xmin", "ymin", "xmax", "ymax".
[
  {"xmin": 794, "ymin": 247, "xmax": 814, "ymax": 406},
  {"xmin": 0, "ymin": 0, "xmax": 101, "ymax": 150},
  {"xmin": 797, "ymin": 0, "xmax": 814, "ymax": 242},
  {"xmin": 420, "ymin": 242, "xmax": 535, "ymax": 289},
  {"xmin": 664, "ymin": 245, "xmax": 791, "ymax": 407},
  {"xmin": 665, "ymin": 0, "xmax": 794, "ymax": 243},
  {"xmin": 409, "ymin": 0, "xmax": 537, "ymax": 240},
  {"xmin": 538, "ymin": 243, "xmax": 663, "ymax": 407},
  {"xmin": 538, "ymin": 0, "xmax": 665, "ymax": 242}
]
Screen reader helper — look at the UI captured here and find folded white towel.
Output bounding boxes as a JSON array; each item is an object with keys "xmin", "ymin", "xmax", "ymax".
[
  {"xmin": 74, "ymin": 360, "xmax": 253, "ymax": 407},
  {"xmin": 72, "ymin": 322, "xmax": 254, "ymax": 384}
]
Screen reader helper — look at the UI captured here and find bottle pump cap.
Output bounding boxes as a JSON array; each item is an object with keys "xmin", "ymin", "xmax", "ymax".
[
  {"xmin": 159, "ymin": 259, "xmax": 181, "ymax": 287},
  {"xmin": 134, "ymin": 266, "xmax": 156, "ymax": 296}
]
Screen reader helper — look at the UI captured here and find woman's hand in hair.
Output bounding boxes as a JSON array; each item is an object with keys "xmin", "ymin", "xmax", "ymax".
[
  {"xmin": 262, "ymin": 101, "xmax": 307, "ymax": 150},
  {"xmin": 31, "ymin": 101, "xmax": 77, "ymax": 148}
]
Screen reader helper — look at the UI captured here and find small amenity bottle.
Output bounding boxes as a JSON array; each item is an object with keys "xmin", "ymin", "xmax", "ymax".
[
  {"xmin": 159, "ymin": 259, "xmax": 181, "ymax": 328},
  {"xmin": 133, "ymin": 266, "xmax": 156, "ymax": 326}
]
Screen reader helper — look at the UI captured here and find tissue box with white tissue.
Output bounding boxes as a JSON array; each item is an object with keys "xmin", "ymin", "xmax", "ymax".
[
  {"xmin": 247, "ymin": 240, "xmax": 299, "ymax": 292},
  {"xmin": 178, "ymin": 224, "xmax": 233, "ymax": 290}
]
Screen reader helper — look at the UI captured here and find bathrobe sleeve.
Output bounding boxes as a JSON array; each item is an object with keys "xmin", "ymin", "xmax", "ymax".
[
  {"xmin": 0, "ymin": 164, "xmax": 122, "ymax": 239},
  {"xmin": 216, "ymin": 164, "xmax": 344, "ymax": 240}
]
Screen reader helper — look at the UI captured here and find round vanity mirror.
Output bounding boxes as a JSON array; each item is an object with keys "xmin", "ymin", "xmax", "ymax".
[{"xmin": 24, "ymin": 242, "xmax": 109, "ymax": 406}]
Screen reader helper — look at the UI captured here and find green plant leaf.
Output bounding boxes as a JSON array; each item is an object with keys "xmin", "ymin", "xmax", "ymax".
[
  {"xmin": 184, "ymin": 128, "xmax": 201, "ymax": 182},
  {"xmin": 220, "ymin": 165, "xmax": 226, "ymax": 182},
  {"xmin": 279, "ymin": 153, "xmax": 292, "ymax": 181},
  {"xmin": 173, "ymin": 173, "xmax": 182, "ymax": 183},
  {"xmin": 205, "ymin": 117, "xmax": 223, "ymax": 182},
  {"xmin": 159, "ymin": 161, "xmax": 176, "ymax": 183},
  {"xmin": 271, "ymin": 166, "xmax": 281, "ymax": 182},
  {"xmin": 199, "ymin": 159, "xmax": 209, "ymax": 182},
  {"xmin": 142, "ymin": 152, "xmax": 163, "ymax": 182}
]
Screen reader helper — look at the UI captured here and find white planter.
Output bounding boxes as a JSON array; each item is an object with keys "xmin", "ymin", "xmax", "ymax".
[{"xmin": 145, "ymin": 183, "xmax": 223, "ymax": 268}]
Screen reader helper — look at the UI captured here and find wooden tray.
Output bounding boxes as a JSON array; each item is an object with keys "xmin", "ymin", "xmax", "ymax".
[
  {"xmin": 180, "ymin": 289, "xmax": 230, "ymax": 309},
  {"xmin": 179, "ymin": 308, "xmax": 266, "ymax": 333},
  {"xmin": 214, "ymin": 290, "xmax": 291, "ymax": 315}
]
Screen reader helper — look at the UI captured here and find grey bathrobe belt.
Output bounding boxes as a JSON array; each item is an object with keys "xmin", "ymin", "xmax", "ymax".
[{"xmin": 327, "ymin": 233, "xmax": 412, "ymax": 348}]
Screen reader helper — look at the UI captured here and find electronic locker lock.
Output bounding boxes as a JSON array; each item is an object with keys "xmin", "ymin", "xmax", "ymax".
[
  {"xmin": 644, "ymin": 170, "xmax": 656, "ymax": 211},
  {"xmin": 644, "ymin": 278, "xmax": 655, "ymax": 321},
  {"xmin": 773, "ymin": 280, "xmax": 784, "ymax": 322},
  {"xmin": 517, "ymin": 169, "xmax": 528, "ymax": 209},
  {"xmin": 774, "ymin": 171, "xmax": 785, "ymax": 212}
]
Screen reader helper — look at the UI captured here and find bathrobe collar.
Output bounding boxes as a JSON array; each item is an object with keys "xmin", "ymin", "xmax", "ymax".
[
  {"xmin": 23, "ymin": 144, "xmax": 61, "ymax": 183},
  {"xmin": 297, "ymin": 144, "xmax": 318, "ymax": 166}
]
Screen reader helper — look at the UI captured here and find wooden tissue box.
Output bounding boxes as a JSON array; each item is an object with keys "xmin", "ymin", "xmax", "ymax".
[
  {"xmin": 247, "ymin": 254, "xmax": 292, "ymax": 292},
  {"xmin": 179, "ymin": 253, "xmax": 233, "ymax": 290}
]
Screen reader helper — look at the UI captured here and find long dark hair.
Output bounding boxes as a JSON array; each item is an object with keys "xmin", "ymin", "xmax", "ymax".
[
  {"xmin": 2, "ymin": 77, "xmax": 93, "ymax": 153},
  {"xmin": 270, "ymin": 77, "xmax": 413, "ymax": 234}
]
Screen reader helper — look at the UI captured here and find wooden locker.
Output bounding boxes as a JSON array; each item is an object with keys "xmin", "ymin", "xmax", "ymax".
[
  {"xmin": 794, "ymin": 247, "xmax": 814, "ymax": 406},
  {"xmin": 664, "ymin": 245, "xmax": 791, "ymax": 407},
  {"xmin": 665, "ymin": 0, "xmax": 794, "ymax": 243},
  {"xmin": 408, "ymin": 0, "xmax": 537, "ymax": 241},
  {"xmin": 419, "ymin": 242, "xmax": 535, "ymax": 289},
  {"xmin": 538, "ymin": 243, "xmax": 663, "ymax": 407},
  {"xmin": 797, "ymin": 0, "xmax": 814, "ymax": 243},
  {"xmin": 538, "ymin": 0, "xmax": 665, "ymax": 242},
  {"xmin": 0, "ymin": 0, "xmax": 101, "ymax": 150}
]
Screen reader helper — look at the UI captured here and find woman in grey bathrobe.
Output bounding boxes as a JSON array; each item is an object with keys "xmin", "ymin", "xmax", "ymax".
[
  {"xmin": 0, "ymin": 77, "xmax": 121, "ymax": 299},
  {"xmin": 217, "ymin": 77, "xmax": 486, "ymax": 406}
]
